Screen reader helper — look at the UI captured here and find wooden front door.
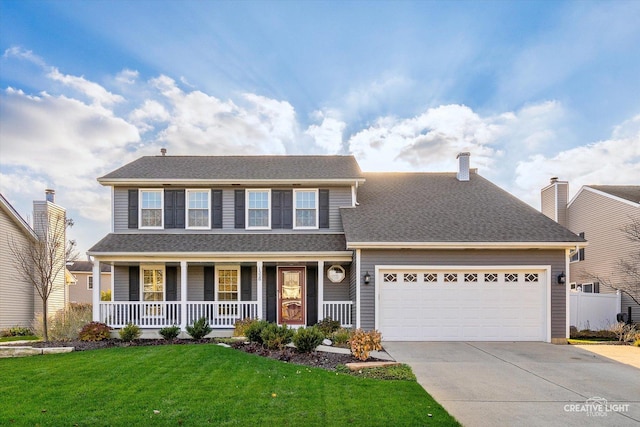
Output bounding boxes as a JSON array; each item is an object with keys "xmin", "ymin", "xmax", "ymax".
[{"xmin": 278, "ymin": 267, "xmax": 305, "ymax": 325}]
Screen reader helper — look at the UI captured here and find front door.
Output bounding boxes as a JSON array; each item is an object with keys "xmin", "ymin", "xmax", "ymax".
[{"xmin": 278, "ymin": 267, "xmax": 305, "ymax": 325}]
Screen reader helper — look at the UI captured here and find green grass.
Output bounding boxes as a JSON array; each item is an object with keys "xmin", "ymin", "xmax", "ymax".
[
  {"xmin": 0, "ymin": 344, "xmax": 459, "ymax": 426},
  {"xmin": 0, "ymin": 335, "xmax": 39, "ymax": 342}
]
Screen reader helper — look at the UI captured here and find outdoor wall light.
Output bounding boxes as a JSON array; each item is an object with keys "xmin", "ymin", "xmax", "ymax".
[
  {"xmin": 363, "ymin": 271, "xmax": 371, "ymax": 285},
  {"xmin": 557, "ymin": 272, "xmax": 566, "ymax": 285}
]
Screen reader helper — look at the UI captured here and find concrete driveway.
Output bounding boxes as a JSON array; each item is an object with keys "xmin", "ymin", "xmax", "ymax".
[{"xmin": 383, "ymin": 342, "xmax": 640, "ymax": 427}]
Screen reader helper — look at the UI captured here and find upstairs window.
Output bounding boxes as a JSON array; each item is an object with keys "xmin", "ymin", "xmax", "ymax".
[
  {"xmin": 294, "ymin": 189, "xmax": 318, "ymax": 229},
  {"xmin": 247, "ymin": 190, "xmax": 270, "ymax": 229},
  {"xmin": 140, "ymin": 190, "xmax": 163, "ymax": 228},
  {"xmin": 571, "ymin": 232, "xmax": 585, "ymax": 262},
  {"xmin": 187, "ymin": 190, "xmax": 210, "ymax": 229}
]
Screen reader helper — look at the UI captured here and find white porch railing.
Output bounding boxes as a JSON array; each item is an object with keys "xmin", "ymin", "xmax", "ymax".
[
  {"xmin": 186, "ymin": 302, "xmax": 259, "ymax": 327},
  {"xmin": 322, "ymin": 301, "xmax": 353, "ymax": 328},
  {"xmin": 98, "ymin": 301, "xmax": 259, "ymax": 328}
]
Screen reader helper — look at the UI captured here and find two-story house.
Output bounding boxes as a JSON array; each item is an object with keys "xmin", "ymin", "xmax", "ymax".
[
  {"xmin": 88, "ymin": 152, "xmax": 583, "ymax": 343},
  {"xmin": 0, "ymin": 190, "xmax": 68, "ymax": 329},
  {"xmin": 67, "ymin": 260, "xmax": 112, "ymax": 304},
  {"xmin": 541, "ymin": 179, "xmax": 640, "ymax": 323}
]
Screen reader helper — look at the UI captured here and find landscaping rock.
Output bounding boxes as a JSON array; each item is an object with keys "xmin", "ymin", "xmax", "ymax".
[
  {"xmin": 0, "ymin": 347, "xmax": 41, "ymax": 358},
  {"xmin": 322, "ymin": 338, "xmax": 332, "ymax": 346},
  {"xmin": 345, "ymin": 361, "xmax": 402, "ymax": 371},
  {"xmin": 217, "ymin": 343, "xmax": 231, "ymax": 348},
  {"xmin": 42, "ymin": 347, "xmax": 74, "ymax": 355}
]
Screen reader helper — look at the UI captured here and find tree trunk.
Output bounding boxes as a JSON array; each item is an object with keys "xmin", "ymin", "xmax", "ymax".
[{"xmin": 42, "ymin": 297, "xmax": 49, "ymax": 342}]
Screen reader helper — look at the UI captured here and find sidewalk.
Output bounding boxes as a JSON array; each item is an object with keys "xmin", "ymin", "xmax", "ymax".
[{"xmin": 572, "ymin": 344, "xmax": 640, "ymax": 369}]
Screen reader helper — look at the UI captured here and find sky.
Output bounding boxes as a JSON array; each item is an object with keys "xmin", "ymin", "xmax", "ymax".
[{"xmin": 1, "ymin": 0, "xmax": 639, "ymax": 256}]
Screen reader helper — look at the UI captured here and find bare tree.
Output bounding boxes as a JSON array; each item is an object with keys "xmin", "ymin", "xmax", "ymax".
[
  {"xmin": 9, "ymin": 210, "xmax": 67, "ymax": 342},
  {"xmin": 584, "ymin": 215, "xmax": 640, "ymax": 307},
  {"xmin": 65, "ymin": 218, "xmax": 80, "ymax": 263}
]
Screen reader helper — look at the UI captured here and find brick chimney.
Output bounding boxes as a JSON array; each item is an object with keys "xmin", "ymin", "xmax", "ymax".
[{"xmin": 456, "ymin": 152, "xmax": 470, "ymax": 181}]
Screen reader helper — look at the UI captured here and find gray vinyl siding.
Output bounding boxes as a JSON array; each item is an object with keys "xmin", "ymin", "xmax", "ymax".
[
  {"xmin": 113, "ymin": 187, "xmax": 129, "ymax": 232},
  {"xmin": 541, "ymin": 185, "xmax": 556, "ymax": 221},
  {"xmin": 113, "ymin": 185, "xmax": 352, "ymax": 233},
  {"xmin": 322, "ymin": 265, "xmax": 351, "ymax": 301},
  {"xmin": 113, "ymin": 266, "xmax": 129, "ymax": 301},
  {"xmin": 541, "ymin": 182, "xmax": 568, "ymax": 227},
  {"xmin": 359, "ymin": 249, "xmax": 567, "ymax": 339},
  {"xmin": 68, "ymin": 271, "xmax": 111, "ymax": 304},
  {"xmin": 568, "ymin": 188, "xmax": 640, "ymax": 320},
  {"xmin": 187, "ymin": 266, "xmax": 204, "ymax": 300},
  {"xmin": 0, "ymin": 207, "xmax": 35, "ymax": 329},
  {"xmin": 556, "ymin": 183, "xmax": 568, "ymax": 227}
]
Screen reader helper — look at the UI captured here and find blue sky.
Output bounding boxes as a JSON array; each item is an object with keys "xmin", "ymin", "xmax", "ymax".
[{"xmin": 1, "ymin": 0, "xmax": 639, "ymax": 255}]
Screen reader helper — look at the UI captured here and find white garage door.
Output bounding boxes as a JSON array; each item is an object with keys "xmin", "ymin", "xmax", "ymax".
[{"xmin": 378, "ymin": 268, "xmax": 548, "ymax": 341}]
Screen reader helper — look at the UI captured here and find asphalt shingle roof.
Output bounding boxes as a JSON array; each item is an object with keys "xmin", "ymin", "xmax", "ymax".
[
  {"xmin": 99, "ymin": 155, "xmax": 364, "ymax": 181},
  {"xmin": 68, "ymin": 261, "xmax": 111, "ymax": 273},
  {"xmin": 589, "ymin": 185, "xmax": 640, "ymax": 204},
  {"xmin": 88, "ymin": 233, "xmax": 348, "ymax": 254},
  {"xmin": 340, "ymin": 172, "xmax": 585, "ymax": 243}
]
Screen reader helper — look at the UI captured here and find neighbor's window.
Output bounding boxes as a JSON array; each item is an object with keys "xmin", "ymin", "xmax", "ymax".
[
  {"xmin": 216, "ymin": 266, "xmax": 240, "ymax": 301},
  {"xmin": 294, "ymin": 189, "xmax": 318, "ymax": 228},
  {"xmin": 247, "ymin": 190, "xmax": 270, "ymax": 229},
  {"xmin": 88, "ymin": 276, "xmax": 93, "ymax": 290},
  {"xmin": 140, "ymin": 190, "xmax": 163, "ymax": 228},
  {"xmin": 187, "ymin": 190, "xmax": 210, "ymax": 229},
  {"xmin": 142, "ymin": 266, "xmax": 164, "ymax": 302}
]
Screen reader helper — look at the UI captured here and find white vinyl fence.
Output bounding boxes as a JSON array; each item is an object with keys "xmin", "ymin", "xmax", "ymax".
[{"xmin": 570, "ymin": 291, "xmax": 621, "ymax": 330}]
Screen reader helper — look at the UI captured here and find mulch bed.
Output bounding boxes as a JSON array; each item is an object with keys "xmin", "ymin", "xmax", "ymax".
[{"xmin": 17, "ymin": 339, "xmax": 370, "ymax": 370}]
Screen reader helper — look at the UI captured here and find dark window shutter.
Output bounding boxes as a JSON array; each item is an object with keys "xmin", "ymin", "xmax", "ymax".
[
  {"xmin": 266, "ymin": 267, "xmax": 277, "ymax": 322},
  {"xmin": 204, "ymin": 266, "xmax": 215, "ymax": 301},
  {"xmin": 166, "ymin": 266, "xmax": 178, "ymax": 301},
  {"xmin": 306, "ymin": 266, "xmax": 318, "ymax": 326},
  {"xmin": 578, "ymin": 233, "xmax": 585, "ymax": 261},
  {"xmin": 175, "ymin": 190, "xmax": 185, "ymax": 228},
  {"xmin": 212, "ymin": 190, "xmax": 223, "ymax": 229},
  {"xmin": 272, "ymin": 190, "xmax": 283, "ymax": 229},
  {"xmin": 234, "ymin": 190, "xmax": 245, "ymax": 229},
  {"xmin": 241, "ymin": 266, "xmax": 252, "ymax": 301},
  {"xmin": 165, "ymin": 190, "xmax": 185, "ymax": 229},
  {"xmin": 283, "ymin": 190, "xmax": 293, "ymax": 229},
  {"xmin": 165, "ymin": 190, "xmax": 175, "ymax": 228},
  {"xmin": 594, "ymin": 282, "xmax": 600, "ymax": 293},
  {"xmin": 129, "ymin": 266, "xmax": 140, "ymax": 301},
  {"xmin": 319, "ymin": 189, "xmax": 330, "ymax": 229},
  {"xmin": 128, "ymin": 189, "xmax": 138, "ymax": 229}
]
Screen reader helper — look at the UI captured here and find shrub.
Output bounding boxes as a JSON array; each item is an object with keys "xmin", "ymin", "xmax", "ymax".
[
  {"xmin": 186, "ymin": 317, "xmax": 212, "ymax": 340},
  {"xmin": 293, "ymin": 326, "xmax": 324, "ymax": 353},
  {"xmin": 100, "ymin": 290, "xmax": 112, "ymax": 301},
  {"xmin": 159, "ymin": 325, "xmax": 181, "ymax": 340},
  {"xmin": 119, "ymin": 323, "xmax": 142, "ymax": 341},
  {"xmin": 245, "ymin": 319, "xmax": 270, "ymax": 344},
  {"xmin": 261, "ymin": 323, "xmax": 294, "ymax": 350},
  {"xmin": 331, "ymin": 328, "xmax": 352, "ymax": 346},
  {"xmin": 349, "ymin": 328, "xmax": 382, "ymax": 361},
  {"xmin": 32, "ymin": 305, "xmax": 93, "ymax": 341},
  {"xmin": 79, "ymin": 322, "xmax": 112, "ymax": 341},
  {"xmin": 234, "ymin": 318, "xmax": 257, "ymax": 337},
  {"xmin": 609, "ymin": 322, "xmax": 637, "ymax": 343},
  {"xmin": 316, "ymin": 317, "xmax": 341, "ymax": 337},
  {"xmin": 7, "ymin": 326, "xmax": 33, "ymax": 337}
]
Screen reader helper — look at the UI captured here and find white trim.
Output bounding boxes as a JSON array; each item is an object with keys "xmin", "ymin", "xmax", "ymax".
[
  {"xmin": 565, "ymin": 249, "xmax": 570, "ymax": 339},
  {"xmin": 92, "ymin": 260, "xmax": 101, "ymax": 321},
  {"xmin": 256, "ymin": 261, "xmax": 264, "ymax": 320},
  {"xmin": 374, "ymin": 265, "xmax": 552, "ymax": 343},
  {"xmin": 110, "ymin": 264, "xmax": 114, "ymax": 301},
  {"xmin": 246, "ymin": 189, "xmax": 271, "ymax": 230},
  {"xmin": 186, "ymin": 189, "xmax": 211, "ymax": 230},
  {"xmin": 293, "ymin": 188, "xmax": 319, "ymax": 230},
  {"xmin": 139, "ymin": 189, "xmax": 164, "ymax": 229},
  {"xmin": 355, "ymin": 249, "xmax": 361, "ymax": 329},
  {"xmin": 346, "ymin": 241, "xmax": 586, "ymax": 250},
  {"xmin": 87, "ymin": 252, "xmax": 353, "ymax": 262},
  {"xmin": 317, "ymin": 261, "xmax": 324, "ymax": 322},
  {"xmin": 214, "ymin": 265, "xmax": 241, "ymax": 302},
  {"xmin": 0, "ymin": 193, "xmax": 38, "ymax": 240},
  {"xmin": 111, "ymin": 186, "xmax": 115, "ymax": 233},
  {"xmin": 568, "ymin": 185, "xmax": 640, "ymax": 209},
  {"xmin": 180, "ymin": 261, "xmax": 187, "ymax": 328},
  {"xmin": 140, "ymin": 264, "xmax": 166, "ymax": 301}
]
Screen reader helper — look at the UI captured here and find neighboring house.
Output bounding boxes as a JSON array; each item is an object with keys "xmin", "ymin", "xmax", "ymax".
[
  {"xmin": 88, "ymin": 152, "xmax": 583, "ymax": 343},
  {"xmin": 541, "ymin": 179, "xmax": 640, "ymax": 322},
  {"xmin": 67, "ymin": 260, "xmax": 112, "ymax": 304},
  {"xmin": 0, "ymin": 190, "xmax": 68, "ymax": 329}
]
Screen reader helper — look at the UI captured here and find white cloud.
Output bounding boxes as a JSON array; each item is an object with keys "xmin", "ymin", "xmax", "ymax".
[
  {"xmin": 3, "ymin": 46, "xmax": 47, "ymax": 68},
  {"xmin": 48, "ymin": 68, "xmax": 124, "ymax": 106},
  {"xmin": 115, "ymin": 69, "xmax": 139, "ymax": 85},
  {"xmin": 305, "ymin": 112, "xmax": 346, "ymax": 154},
  {"xmin": 515, "ymin": 115, "xmax": 640, "ymax": 207}
]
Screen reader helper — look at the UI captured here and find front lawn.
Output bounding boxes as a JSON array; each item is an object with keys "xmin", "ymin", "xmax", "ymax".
[
  {"xmin": 0, "ymin": 335, "xmax": 39, "ymax": 343},
  {"xmin": 0, "ymin": 344, "xmax": 459, "ymax": 426}
]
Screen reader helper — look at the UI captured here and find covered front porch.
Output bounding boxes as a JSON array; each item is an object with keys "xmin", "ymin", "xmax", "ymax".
[{"xmin": 91, "ymin": 258, "xmax": 354, "ymax": 330}]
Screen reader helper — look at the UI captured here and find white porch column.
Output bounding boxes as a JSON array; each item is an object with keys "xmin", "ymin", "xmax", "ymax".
[
  {"xmin": 92, "ymin": 259, "xmax": 101, "ymax": 322},
  {"xmin": 317, "ymin": 261, "xmax": 324, "ymax": 321},
  {"xmin": 257, "ymin": 261, "xmax": 263, "ymax": 319},
  {"xmin": 180, "ymin": 261, "xmax": 187, "ymax": 329}
]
